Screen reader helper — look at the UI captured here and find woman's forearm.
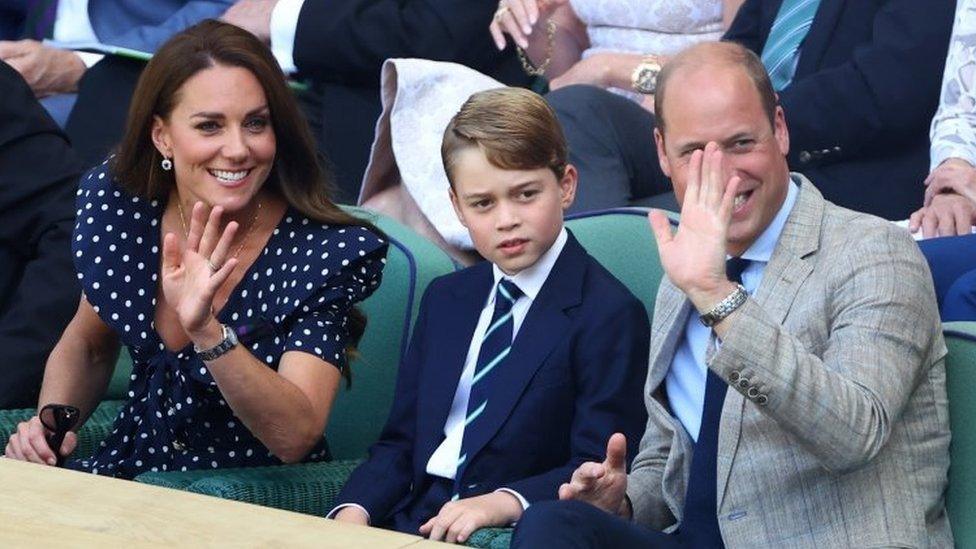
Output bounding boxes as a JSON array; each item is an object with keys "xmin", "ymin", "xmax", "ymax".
[
  {"xmin": 38, "ymin": 299, "xmax": 119, "ymax": 424},
  {"xmin": 195, "ymin": 326, "xmax": 339, "ymax": 463}
]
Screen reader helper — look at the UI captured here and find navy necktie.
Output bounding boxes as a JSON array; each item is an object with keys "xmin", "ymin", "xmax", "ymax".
[
  {"xmin": 680, "ymin": 257, "xmax": 750, "ymax": 547},
  {"xmin": 453, "ymin": 278, "xmax": 523, "ymax": 498},
  {"xmin": 23, "ymin": 0, "xmax": 59, "ymax": 40}
]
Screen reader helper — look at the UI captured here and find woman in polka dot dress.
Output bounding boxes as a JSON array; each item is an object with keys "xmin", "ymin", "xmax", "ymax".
[{"xmin": 3, "ymin": 21, "xmax": 387, "ymax": 479}]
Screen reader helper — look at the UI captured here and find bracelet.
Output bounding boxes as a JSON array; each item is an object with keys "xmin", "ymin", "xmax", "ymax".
[
  {"xmin": 516, "ymin": 18, "xmax": 557, "ymax": 77},
  {"xmin": 699, "ymin": 284, "xmax": 748, "ymax": 327}
]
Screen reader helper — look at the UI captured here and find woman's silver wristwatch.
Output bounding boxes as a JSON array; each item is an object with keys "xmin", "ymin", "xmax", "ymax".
[{"xmin": 194, "ymin": 324, "xmax": 238, "ymax": 361}]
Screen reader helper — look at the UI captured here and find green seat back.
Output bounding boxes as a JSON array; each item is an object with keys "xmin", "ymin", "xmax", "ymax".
[
  {"xmin": 326, "ymin": 207, "xmax": 455, "ymax": 460},
  {"xmin": 945, "ymin": 321, "xmax": 976, "ymax": 548},
  {"xmin": 565, "ymin": 209, "xmax": 665, "ymax": 320}
]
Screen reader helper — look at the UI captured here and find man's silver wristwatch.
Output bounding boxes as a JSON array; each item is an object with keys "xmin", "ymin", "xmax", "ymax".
[
  {"xmin": 699, "ymin": 284, "xmax": 748, "ymax": 327},
  {"xmin": 194, "ymin": 324, "xmax": 238, "ymax": 361}
]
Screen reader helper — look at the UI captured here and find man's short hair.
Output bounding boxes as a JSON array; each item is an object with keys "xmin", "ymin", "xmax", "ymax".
[
  {"xmin": 654, "ymin": 42, "xmax": 778, "ymax": 135},
  {"xmin": 441, "ymin": 87, "xmax": 568, "ymax": 187}
]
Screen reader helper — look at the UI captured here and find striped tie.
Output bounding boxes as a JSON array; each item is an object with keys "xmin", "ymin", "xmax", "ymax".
[
  {"xmin": 760, "ymin": 0, "xmax": 822, "ymax": 91},
  {"xmin": 452, "ymin": 279, "xmax": 523, "ymax": 499},
  {"xmin": 23, "ymin": 0, "xmax": 59, "ymax": 40}
]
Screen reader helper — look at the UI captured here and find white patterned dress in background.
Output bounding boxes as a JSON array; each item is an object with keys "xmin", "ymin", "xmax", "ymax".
[
  {"xmin": 570, "ymin": 0, "xmax": 723, "ymax": 100},
  {"xmin": 930, "ymin": 0, "xmax": 976, "ymax": 170}
]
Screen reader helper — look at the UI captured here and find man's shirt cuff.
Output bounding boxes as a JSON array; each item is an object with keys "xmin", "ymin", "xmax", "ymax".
[
  {"xmin": 270, "ymin": 0, "xmax": 304, "ymax": 74},
  {"xmin": 75, "ymin": 51, "xmax": 103, "ymax": 68}
]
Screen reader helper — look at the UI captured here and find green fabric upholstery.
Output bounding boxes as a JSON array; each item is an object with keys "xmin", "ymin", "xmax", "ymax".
[
  {"xmin": 945, "ymin": 321, "xmax": 976, "ymax": 549},
  {"xmin": 134, "ymin": 209, "xmax": 456, "ymax": 516},
  {"xmin": 0, "ymin": 399, "xmax": 122, "ymax": 461},
  {"xmin": 466, "ymin": 527, "xmax": 514, "ymax": 548},
  {"xmin": 565, "ymin": 209, "xmax": 665, "ymax": 320},
  {"xmin": 135, "ymin": 459, "xmax": 363, "ymax": 514}
]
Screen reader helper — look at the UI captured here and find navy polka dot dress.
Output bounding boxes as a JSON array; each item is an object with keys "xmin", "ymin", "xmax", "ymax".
[{"xmin": 66, "ymin": 161, "xmax": 387, "ymax": 479}]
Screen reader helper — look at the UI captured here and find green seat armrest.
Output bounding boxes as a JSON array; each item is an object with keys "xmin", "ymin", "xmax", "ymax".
[
  {"xmin": 466, "ymin": 527, "xmax": 514, "ymax": 548},
  {"xmin": 135, "ymin": 459, "xmax": 362, "ymax": 516}
]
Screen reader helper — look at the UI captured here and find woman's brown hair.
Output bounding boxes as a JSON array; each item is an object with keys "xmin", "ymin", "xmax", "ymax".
[{"xmin": 112, "ymin": 19, "xmax": 378, "ymax": 384}]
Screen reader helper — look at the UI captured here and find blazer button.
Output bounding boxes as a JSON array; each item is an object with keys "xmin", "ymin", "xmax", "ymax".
[
  {"xmin": 820, "ymin": 148, "xmax": 831, "ymax": 155},
  {"xmin": 756, "ymin": 394, "xmax": 769, "ymax": 406},
  {"xmin": 833, "ymin": 146, "xmax": 841, "ymax": 153},
  {"xmin": 738, "ymin": 378, "xmax": 750, "ymax": 389},
  {"xmin": 798, "ymin": 151, "xmax": 811, "ymax": 163},
  {"xmin": 747, "ymin": 386, "xmax": 760, "ymax": 399},
  {"xmin": 729, "ymin": 370, "xmax": 741, "ymax": 383}
]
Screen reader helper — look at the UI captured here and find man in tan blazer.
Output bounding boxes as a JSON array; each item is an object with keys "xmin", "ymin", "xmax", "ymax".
[{"xmin": 512, "ymin": 42, "xmax": 952, "ymax": 548}]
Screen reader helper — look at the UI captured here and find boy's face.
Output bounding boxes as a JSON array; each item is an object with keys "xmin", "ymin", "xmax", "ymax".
[{"xmin": 449, "ymin": 147, "xmax": 577, "ymax": 275}]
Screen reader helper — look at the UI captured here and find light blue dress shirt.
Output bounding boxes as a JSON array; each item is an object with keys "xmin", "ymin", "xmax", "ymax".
[{"xmin": 665, "ymin": 179, "xmax": 799, "ymax": 441}]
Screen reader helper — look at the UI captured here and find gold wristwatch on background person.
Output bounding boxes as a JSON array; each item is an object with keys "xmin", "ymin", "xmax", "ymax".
[{"xmin": 631, "ymin": 56, "xmax": 662, "ymax": 94}]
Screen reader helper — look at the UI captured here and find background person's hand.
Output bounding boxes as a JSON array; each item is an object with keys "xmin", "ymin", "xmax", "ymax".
[
  {"xmin": 0, "ymin": 40, "xmax": 85, "ymax": 96},
  {"xmin": 558, "ymin": 433, "xmax": 630, "ymax": 517},
  {"xmin": 4, "ymin": 415, "xmax": 77, "ymax": 466},
  {"xmin": 488, "ymin": 0, "xmax": 567, "ymax": 50},
  {"xmin": 419, "ymin": 491, "xmax": 523, "ymax": 544},
  {"xmin": 221, "ymin": 0, "xmax": 277, "ymax": 44},
  {"xmin": 924, "ymin": 157, "xmax": 976, "ymax": 206},
  {"xmin": 909, "ymin": 192, "xmax": 976, "ymax": 238},
  {"xmin": 160, "ymin": 202, "xmax": 239, "ymax": 336}
]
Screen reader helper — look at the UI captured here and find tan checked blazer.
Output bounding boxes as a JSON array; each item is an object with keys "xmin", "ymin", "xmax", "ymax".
[{"xmin": 626, "ymin": 177, "xmax": 953, "ymax": 548}]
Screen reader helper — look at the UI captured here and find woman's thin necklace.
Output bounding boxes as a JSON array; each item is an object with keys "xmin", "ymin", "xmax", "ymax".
[{"xmin": 177, "ymin": 200, "xmax": 263, "ymax": 260}]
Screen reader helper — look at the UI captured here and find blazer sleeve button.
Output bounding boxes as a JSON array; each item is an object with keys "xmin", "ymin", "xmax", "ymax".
[
  {"xmin": 738, "ymin": 377, "xmax": 750, "ymax": 389},
  {"xmin": 729, "ymin": 370, "xmax": 741, "ymax": 383},
  {"xmin": 747, "ymin": 386, "xmax": 760, "ymax": 399},
  {"xmin": 756, "ymin": 394, "xmax": 769, "ymax": 406}
]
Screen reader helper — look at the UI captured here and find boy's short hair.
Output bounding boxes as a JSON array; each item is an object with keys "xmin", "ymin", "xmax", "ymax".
[{"xmin": 441, "ymin": 87, "xmax": 568, "ymax": 187}]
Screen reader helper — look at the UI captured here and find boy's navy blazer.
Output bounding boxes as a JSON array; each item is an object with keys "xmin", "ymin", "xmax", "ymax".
[{"xmin": 337, "ymin": 231, "xmax": 649, "ymax": 523}]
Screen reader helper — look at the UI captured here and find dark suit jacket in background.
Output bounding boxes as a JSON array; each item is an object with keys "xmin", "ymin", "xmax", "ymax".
[
  {"xmin": 336, "ymin": 233, "xmax": 649, "ymax": 532},
  {"xmin": 291, "ymin": 0, "xmax": 533, "ymax": 202},
  {"xmin": 0, "ymin": 61, "xmax": 84, "ymax": 408},
  {"xmin": 550, "ymin": 0, "xmax": 955, "ymax": 220},
  {"xmin": 724, "ymin": 0, "xmax": 955, "ymax": 220}
]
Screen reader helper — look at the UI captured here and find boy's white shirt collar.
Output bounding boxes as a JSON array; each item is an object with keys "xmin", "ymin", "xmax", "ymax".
[{"xmin": 490, "ymin": 227, "xmax": 568, "ymax": 302}]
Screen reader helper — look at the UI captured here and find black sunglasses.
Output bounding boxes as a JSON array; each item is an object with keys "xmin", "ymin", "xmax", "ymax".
[{"xmin": 39, "ymin": 404, "xmax": 80, "ymax": 467}]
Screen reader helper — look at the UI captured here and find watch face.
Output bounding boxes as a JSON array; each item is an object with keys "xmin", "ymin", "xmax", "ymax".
[{"xmin": 635, "ymin": 64, "xmax": 660, "ymax": 94}]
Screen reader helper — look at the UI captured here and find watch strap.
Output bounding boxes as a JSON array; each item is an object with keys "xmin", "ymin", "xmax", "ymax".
[
  {"xmin": 699, "ymin": 284, "xmax": 748, "ymax": 327},
  {"xmin": 194, "ymin": 324, "xmax": 238, "ymax": 361}
]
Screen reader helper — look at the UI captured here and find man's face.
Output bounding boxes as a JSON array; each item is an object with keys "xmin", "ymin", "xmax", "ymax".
[
  {"xmin": 655, "ymin": 65, "xmax": 790, "ymax": 256},
  {"xmin": 449, "ymin": 147, "xmax": 576, "ymax": 275}
]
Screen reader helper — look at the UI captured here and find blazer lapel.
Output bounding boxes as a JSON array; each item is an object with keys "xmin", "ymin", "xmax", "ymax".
[
  {"xmin": 455, "ymin": 234, "xmax": 586, "ymax": 473},
  {"xmin": 647, "ymin": 277, "xmax": 692, "ymax": 393},
  {"xmin": 415, "ymin": 265, "xmax": 494, "ymax": 462},
  {"xmin": 794, "ymin": 0, "xmax": 845, "ymax": 78},
  {"xmin": 715, "ymin": 176, "xmax": 823, "ymax": 508}
]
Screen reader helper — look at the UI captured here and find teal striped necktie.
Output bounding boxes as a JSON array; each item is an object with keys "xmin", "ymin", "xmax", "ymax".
[
  {"xmin": 760, "ymin": 0, "xmax": 822, "ymax": 91},
  {"xmin": 452, "ymin": 278, "xmax": 523, "ymax": 499}
]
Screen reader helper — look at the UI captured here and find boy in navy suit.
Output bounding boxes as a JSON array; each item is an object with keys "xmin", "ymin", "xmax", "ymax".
[{"xmin": 331, "ymin": 87, "xmax": 649, "ymax": 543}]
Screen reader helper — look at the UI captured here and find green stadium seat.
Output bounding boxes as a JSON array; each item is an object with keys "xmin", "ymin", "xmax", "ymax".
[{"xmin": 945, "ymin": 321, "xmax": 976, "ymax": 548}]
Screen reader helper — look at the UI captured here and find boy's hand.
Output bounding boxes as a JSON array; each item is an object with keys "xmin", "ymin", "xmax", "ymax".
[
  {"xmin": 419, "ymin": 491, "xmax": 523, "ymax": 543},
  {"xmin": 332, "ymin": 506, "xmax": 369, "ymax": 525},
  {"xmin": 558, "ymin": 433, "xmax": 631, "ymax": 517}
]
